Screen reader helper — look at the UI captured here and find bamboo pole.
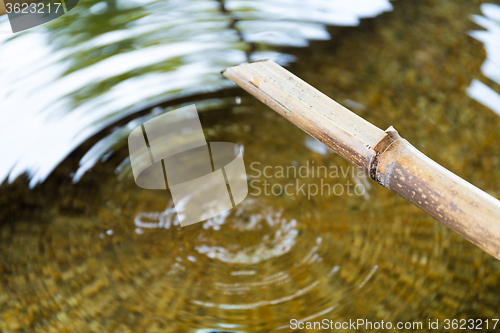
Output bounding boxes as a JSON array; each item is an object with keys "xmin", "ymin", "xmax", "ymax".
[{"xmin": 223, "ymin": 59, "xmax": 500, "ymax": 260}]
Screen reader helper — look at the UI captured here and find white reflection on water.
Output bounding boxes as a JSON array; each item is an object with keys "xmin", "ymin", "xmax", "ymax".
[
  {"xmin": 226, "ymin": 0, "xmax": 393, "ymax": 26},
  {"xmin": 0, "ymin": 16, "xmax": 9, "ymax": 34},
  {"xmin": 134, "ymin": 198, "xmax": 299, "ymax": 264},
  {"xmin": 0, "ymin": 0, "xmax": 392, "ymax": 187},
  {"xmin": 134, "ymin": 201, "xmax": 179, "ymax": 231},
  {"xmin": 468, "ymin": 80, "xmax": 500, "ymax": 116},
  {"xmin": 358, "ymin": 265, "xmax": 378, "ymax": 288},
  {"xmin": 304, "ymin": 136, "xmax": 331, "ymax": 155},
  {"xmin": 235, "ymin": 21, "xmax": 330, "ymax": 47},
  {"xmin": 192, "ymin": 281, "xmax": 320, "ymax": 310},
  {"xmin": 195, "ymin": 204, "xmax": 298, "ymax": 264},
  {"xmin": 467, "ymin": 3, "xmax": 500, "ymax": 116}
]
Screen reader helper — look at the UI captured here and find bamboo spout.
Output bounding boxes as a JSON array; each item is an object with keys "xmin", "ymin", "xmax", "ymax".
[{"xmin": 223, "ymin": 59, "xmax": 500, "ymax": 260}]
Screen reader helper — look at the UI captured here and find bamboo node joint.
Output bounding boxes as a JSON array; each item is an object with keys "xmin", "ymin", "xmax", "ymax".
[{"xmin": 369, "ymin": 126, "xmax": 402, "ymax": 183}]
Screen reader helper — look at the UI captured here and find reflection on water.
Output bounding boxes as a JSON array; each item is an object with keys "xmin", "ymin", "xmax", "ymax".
[
  {"xmin": 468, "ymin": 3, "xmax": 500, "ymax": 116},
  {"xmin": 194, "ymin": 199, "xmax": 298, "ymax": 264},
  {"xmin": 0, "ymin": 0, "xmax": 392, "ymax": 187},
  {"xmin": 134, "ymin": 201, "xmax": 179, "ymax": 231},
  {"xmin": 1, "ymin": 0, "xmax": 500, "ymax": 332}
]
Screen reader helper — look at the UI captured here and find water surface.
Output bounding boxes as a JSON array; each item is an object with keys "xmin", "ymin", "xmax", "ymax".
[{"xmin": 1, "ymin": 0, "xmax": 500, "ymax": 332}]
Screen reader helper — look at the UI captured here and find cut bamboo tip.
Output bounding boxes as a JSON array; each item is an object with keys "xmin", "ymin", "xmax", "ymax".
[{"xmin": 223, "ymin": 59, "xmax": 500, "ymax": 260}]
